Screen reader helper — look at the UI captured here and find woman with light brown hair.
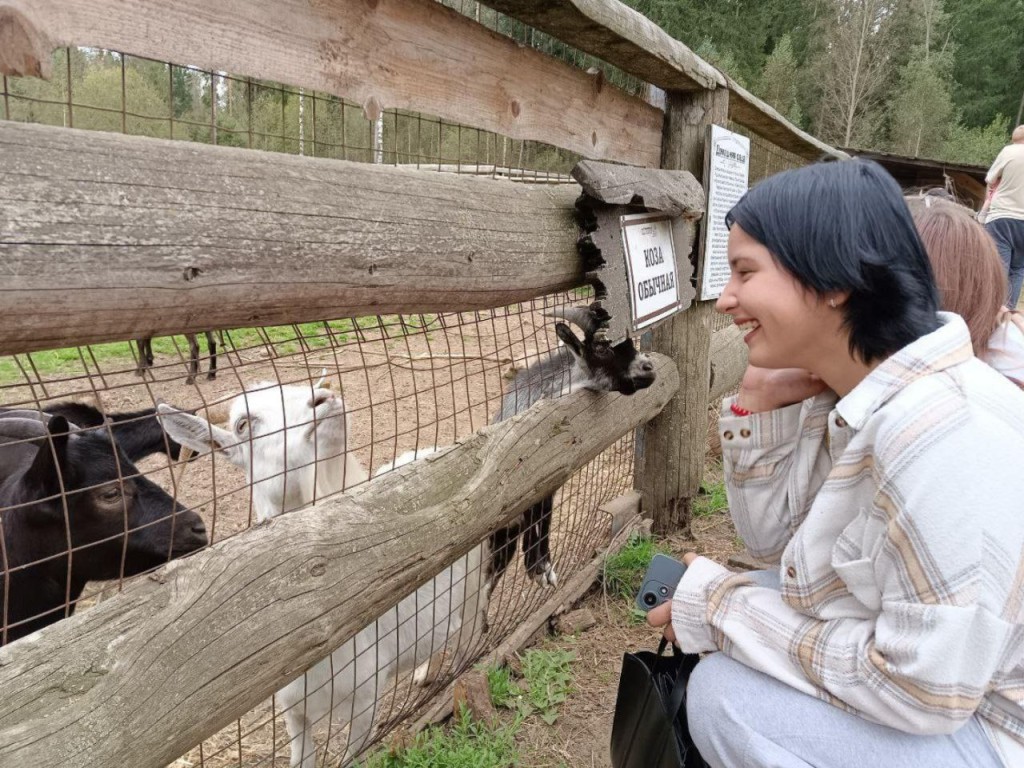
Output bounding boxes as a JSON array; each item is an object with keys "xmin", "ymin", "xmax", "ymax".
[{"xmin": 906, "ymin": 192, "xmax": 1024, "ymax": 386}]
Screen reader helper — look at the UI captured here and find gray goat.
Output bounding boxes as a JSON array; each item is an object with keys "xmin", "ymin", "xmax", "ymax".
[{"xmin": 487, "ymin": 303, "xmax": 655, "ymax": 589}]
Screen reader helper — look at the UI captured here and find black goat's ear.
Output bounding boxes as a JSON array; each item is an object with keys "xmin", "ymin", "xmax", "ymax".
[
  {"xmin": 555, "ymin": 322, "xmax": 584, "ymax": 359},
  {"xmin": 23, "ymin": 415, "xmax": 73, "ymax": 496}
]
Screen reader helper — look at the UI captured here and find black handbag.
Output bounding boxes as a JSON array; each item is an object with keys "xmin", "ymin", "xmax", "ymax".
[{"xmin": 610, "ymin": 638, "xmax": 710, "ymax": 768}]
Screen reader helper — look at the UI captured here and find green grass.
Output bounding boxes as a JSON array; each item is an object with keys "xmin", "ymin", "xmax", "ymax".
[
  {"xmin": 365, "ymin": 647, "xmax": 579, "ymax": 767},
  {"xmin": 0, "ymin": 315, "xmax": 444, "ymax": 384},
  {"xmin": 359, "ymin": 707, "xmax": 520, "ymax": 768},
  {"xmin": 693, "ymin": 480, "xmax": 729, "ymax": 518},
  {"xmin": 602, "ymin": 532, "xmax": 670, "ymax": 603}
]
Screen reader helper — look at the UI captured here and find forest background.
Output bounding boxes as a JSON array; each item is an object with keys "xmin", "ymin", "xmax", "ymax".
[{"xmin": 5, "ymin": 0, "xmax": 1022, "ymax": 169}]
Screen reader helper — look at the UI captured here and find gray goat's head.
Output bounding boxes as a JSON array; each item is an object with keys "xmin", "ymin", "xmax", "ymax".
[{"xmin": 550, "ymin": 304, "xmax": 656, "ymax": 394}]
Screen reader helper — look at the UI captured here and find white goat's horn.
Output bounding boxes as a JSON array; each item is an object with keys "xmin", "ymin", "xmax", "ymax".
[
  {"xmin": 314, "ymin": 368, "xmax": 329, "ymax": 390},
  {"xmin": 544, "ymin": 306, "xmax": 597, "ymax": 335}
]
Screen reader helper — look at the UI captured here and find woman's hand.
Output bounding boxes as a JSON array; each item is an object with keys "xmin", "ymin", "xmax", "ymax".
[
  {"xmin": 646, "ymin": 552, "xmax": 700, "ymax": 645},
  {"xmin": 736, "ymin": 365, "xmax": 828, "ymax": 413}
]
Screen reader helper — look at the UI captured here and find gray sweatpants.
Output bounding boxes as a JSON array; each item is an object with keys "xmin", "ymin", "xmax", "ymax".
[{"xmin": 685, "ymin": 571, "xmax": 1004, "ymax": 768}]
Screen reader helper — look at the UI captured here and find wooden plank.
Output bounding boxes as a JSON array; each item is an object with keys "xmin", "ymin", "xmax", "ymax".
[
  {"xmin": 478, "ymin": 0, "xmax": 844, "ymax": 161},
  {"xmin": 0, "ymin": 357, "xmax": 678, "ymax": 768},
  {"xmin": 480, "ymin": 0, "xmax": 723, "ymax": 92},
  {"xmin": 0, "ymin": 0, "xmax": 663, "ymax": 167},
  {"xmin": 637, "ymin": 88, "xmax": 728, "ymax": 535},
  {"xmin": 0, "ymin": 120, "xmax": 587, "ymax": 355},
  {"xmin": 725, "ymin": 77, "xmax": 847, "ymax": 162}
]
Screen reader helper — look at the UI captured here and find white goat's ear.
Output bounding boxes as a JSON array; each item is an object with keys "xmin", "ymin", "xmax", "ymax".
[{"xmin": 157, "ymin": 404, "xmax": 241, "ymax": 464}]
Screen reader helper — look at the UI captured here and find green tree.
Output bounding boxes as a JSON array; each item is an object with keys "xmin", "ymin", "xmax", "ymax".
[
  {"xmin": 944, "ymin": 0, "xmax": 1024, "ymax": 129},
  {"xmin": 888, "ymin": 48, "xmax": 956, "ymax": 157},
  {"xmin": 943, "ymin": 114, "xmax": 1011, "ymax": 165},
  {"xmin": 758, "ymin": 34, "xmax": 803, "ymax": 126}
]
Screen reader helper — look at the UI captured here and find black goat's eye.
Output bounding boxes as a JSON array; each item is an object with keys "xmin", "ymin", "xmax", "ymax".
[
  {"xmin": 99, "ymin": 487, "xmax": 122, "ymax": 503},
  {"xmin": 235, "ymin": 418, "xmax": 249, "ymax": 434}
]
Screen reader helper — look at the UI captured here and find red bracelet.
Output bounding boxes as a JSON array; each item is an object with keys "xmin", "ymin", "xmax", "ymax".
[{"xmin": 730, "ymin": 402, "xmax": 752, "ymax": 417}]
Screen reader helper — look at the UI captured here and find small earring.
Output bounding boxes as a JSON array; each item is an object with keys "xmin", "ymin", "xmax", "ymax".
[{"xmin": 828, "ymin": 298, "xmax": 837, "ymax": 308}]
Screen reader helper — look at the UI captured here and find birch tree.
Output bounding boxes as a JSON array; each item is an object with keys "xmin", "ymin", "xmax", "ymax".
[{"xmin": 813, "ymin": 0, "xmax": 897, "ymax": 147}]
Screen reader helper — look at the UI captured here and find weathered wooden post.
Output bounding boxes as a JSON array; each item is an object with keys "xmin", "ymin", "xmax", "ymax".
[{"xmin": 637, "ymin": 87, "xmax": 730, "ymax": 535}]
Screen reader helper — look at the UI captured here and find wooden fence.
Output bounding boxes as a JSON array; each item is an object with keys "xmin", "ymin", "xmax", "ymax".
[{"xmin": 0, "ymin": 0, "xmax": 841, "ymax": 764}]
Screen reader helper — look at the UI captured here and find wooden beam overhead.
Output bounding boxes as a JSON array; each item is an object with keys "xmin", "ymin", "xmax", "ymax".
[
  {"xmin": 0, "ymin": 0, "xmax": 663, "ymax": 167},
  {"xmin": 478, "ymin": 0, "xmax": 845, "ymax": 161},
  {"xmin": 481, "ymin": 0, "xmax": 723, "ymax": 92}
]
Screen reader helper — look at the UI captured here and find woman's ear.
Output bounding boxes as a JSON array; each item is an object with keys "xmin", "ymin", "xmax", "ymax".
[{"xmin": 826, "ymin": 291, "xmax": 851, "ymax": 309}]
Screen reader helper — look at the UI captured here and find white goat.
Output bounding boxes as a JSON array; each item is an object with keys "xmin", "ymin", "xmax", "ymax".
[{"xmin": 157, "ymin": 384, "xmax": 487, "ymax": 767}]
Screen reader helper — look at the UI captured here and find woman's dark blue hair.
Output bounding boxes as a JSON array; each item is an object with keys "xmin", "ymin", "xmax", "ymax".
[{"xmin": 725, "ymin": 159, "xmax": 940, "ymax": 363}]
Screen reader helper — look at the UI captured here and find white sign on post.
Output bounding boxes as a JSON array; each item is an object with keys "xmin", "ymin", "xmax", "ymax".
[
  {"xmin": 699, "ymin": 125, "xmax": 751, "ymax": 300},
  {"xmin": 620, "ymin": 212, "xmax": 682, "ymax": 330}
]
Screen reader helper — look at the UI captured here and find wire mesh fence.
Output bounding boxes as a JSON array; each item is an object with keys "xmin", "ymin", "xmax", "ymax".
[
  {"xmin": 0, "ymin": 36, "xmax": 647, "ymax": 765},
  {"xmin": 0, "ymin": 17, "xmax": 814, "ymax": 759}
]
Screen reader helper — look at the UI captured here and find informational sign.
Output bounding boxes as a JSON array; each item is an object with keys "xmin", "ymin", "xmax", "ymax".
[
  {"xmin": 699, "ymin": 125, "xmax": 751, "ymax": 300},
  {"xmin": 620, "ymin": 212, "xmax": 683, "ymax": 329}
]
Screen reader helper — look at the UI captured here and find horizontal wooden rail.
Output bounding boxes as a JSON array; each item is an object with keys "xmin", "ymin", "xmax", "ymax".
[
  {"xmin": 479, "ymin": 0, "xmax": 844, "ymax": 161},
  {"xmin": 0, "ymin": 353, "xmax": 679, "ymax": 768},
  {"xmin": 0, "ymin": 120, "xmax": 586, "ymax": 355},
  {"xmin": 480, "ymin": 0, "xmax": 722, "ymax": 92},
  {"xmin": 0, "ymin": 0, "xmax": 662, "ymax": 167},
  {"xmin": 724, "ymin": 77, "xmax": 848, "ymax": 162}
]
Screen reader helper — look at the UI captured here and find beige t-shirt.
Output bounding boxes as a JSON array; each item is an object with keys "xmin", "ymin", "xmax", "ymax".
[{"xmin": 986, "ymin": 143, "xmax": 1024, "ymax": 221}]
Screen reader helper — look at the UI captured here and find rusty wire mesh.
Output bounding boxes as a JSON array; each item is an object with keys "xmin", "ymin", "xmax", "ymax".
[{"xmin": 0, "ymin": 36, "xmax": 648, "ymax": 767}]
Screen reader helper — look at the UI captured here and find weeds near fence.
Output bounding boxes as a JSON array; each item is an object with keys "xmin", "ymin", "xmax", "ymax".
[{"xmin": 361, "ymin": 707, "xmax": 521, "ymax": 768}]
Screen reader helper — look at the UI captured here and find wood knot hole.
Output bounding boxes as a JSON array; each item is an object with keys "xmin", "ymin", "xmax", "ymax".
[
  {"xmin": 310, "ymin": 560, "xmax": 327, "ymax": 578},
  {"xmin": 182, "ymin": 266, "xmax": 202, "ymax": 282},
  {"xmin": 510, "ymin": 100, "xmax": 521, "ymax": 118}
]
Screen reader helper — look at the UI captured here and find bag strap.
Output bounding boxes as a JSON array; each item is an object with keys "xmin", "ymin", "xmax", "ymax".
[
  {"xmin": 667, "ymin": 662, "xmax": 689, "ymax": 720},
  {"xmin": 656, "ymin": 637, "xmax": 691, "ymax": 719}
]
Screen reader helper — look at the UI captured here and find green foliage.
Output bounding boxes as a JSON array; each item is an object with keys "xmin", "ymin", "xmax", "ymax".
[
  {"xmin": 518, "ymin": 649, "xmax": 576, "ymax": 726},
  {"xmin": 945, "ymin": 0, "xmax": 1024, "ymax": 129},
  {"xmin": 887, "ymin": 47, "xmax": 956, "ymax": 158},
  {"xmin": 693, "ymin": 481, "xmax": 730, "ymax": 518},
  {"xmin": 758, "ymin": 35, "xmax": 802, "ymax": 126},
  {"xmin": 359, "ymin": 707, "xmax": 520, "ymax": 768},
  {"xmin": 486, "ymin": 665, "xmax": 523, "ymax": 710},
  {"xmin": 603, "ymin": 532, "xmax": 670, "ymax": 603},
  {"xmin": 486, "ymin": 648, "xmax": 576, "ymax": 726},
  {"xmin": 943, "ymin": 114, "xmax": 1012, "ymax": 166}
]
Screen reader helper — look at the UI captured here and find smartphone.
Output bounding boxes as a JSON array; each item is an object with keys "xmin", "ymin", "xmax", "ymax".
[{"xmin": 635, "ymin": 553, "xmax": 687, "ymax": 612}]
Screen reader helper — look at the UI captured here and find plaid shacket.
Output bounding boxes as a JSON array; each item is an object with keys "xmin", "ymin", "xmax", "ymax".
[{"xmin": 672, "ymin": 313, "xmax": 1024, "ymax": 766}]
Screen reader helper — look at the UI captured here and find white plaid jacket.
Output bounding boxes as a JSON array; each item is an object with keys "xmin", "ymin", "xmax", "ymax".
[{"xmin": 672, "ymin": 314, "xmax": 1024, "ymax": 766}]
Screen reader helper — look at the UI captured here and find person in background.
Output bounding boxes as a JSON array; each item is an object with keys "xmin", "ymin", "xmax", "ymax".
[
  {"xmin": 979, "ymin": 125, "xmax": 1024, "ymax": 307},
  {"xmin": 647, "ymin": 159, "xmax": 1024, "ymax": 768},
  {"xmin": 906, "ymin": 192, "xmax": 1024, "ymax": 387}
]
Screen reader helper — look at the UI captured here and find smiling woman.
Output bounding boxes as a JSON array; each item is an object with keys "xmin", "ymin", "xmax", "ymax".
[{"xmin": 645, "ymin": 159, "xmax": 1024, "ymax": 768}]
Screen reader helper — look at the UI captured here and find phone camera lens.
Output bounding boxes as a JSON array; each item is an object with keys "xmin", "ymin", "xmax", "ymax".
[
  {"xmin": 659, "ymin": 586, "xmax": 669, "ymax": 595},
  {"xmin": 642, "ymin": 592, "xmax": 657, "ymax": 607}
]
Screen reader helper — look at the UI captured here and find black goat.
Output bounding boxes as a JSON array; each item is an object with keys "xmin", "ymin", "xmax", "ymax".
[
  {"xmin": 44, "ymin": 401, "xmax": 186, "ymax": 463},
  {"xmin": 0, "ymin": 411, "xmax": 207, "ymax": 644},
  {"xmin": 487, "ymin": 304, "xmax": 655, "ymax": 589},
  {"xmin": 135, "ymin": 332, "xmax": 220, "ymax": 384}
]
